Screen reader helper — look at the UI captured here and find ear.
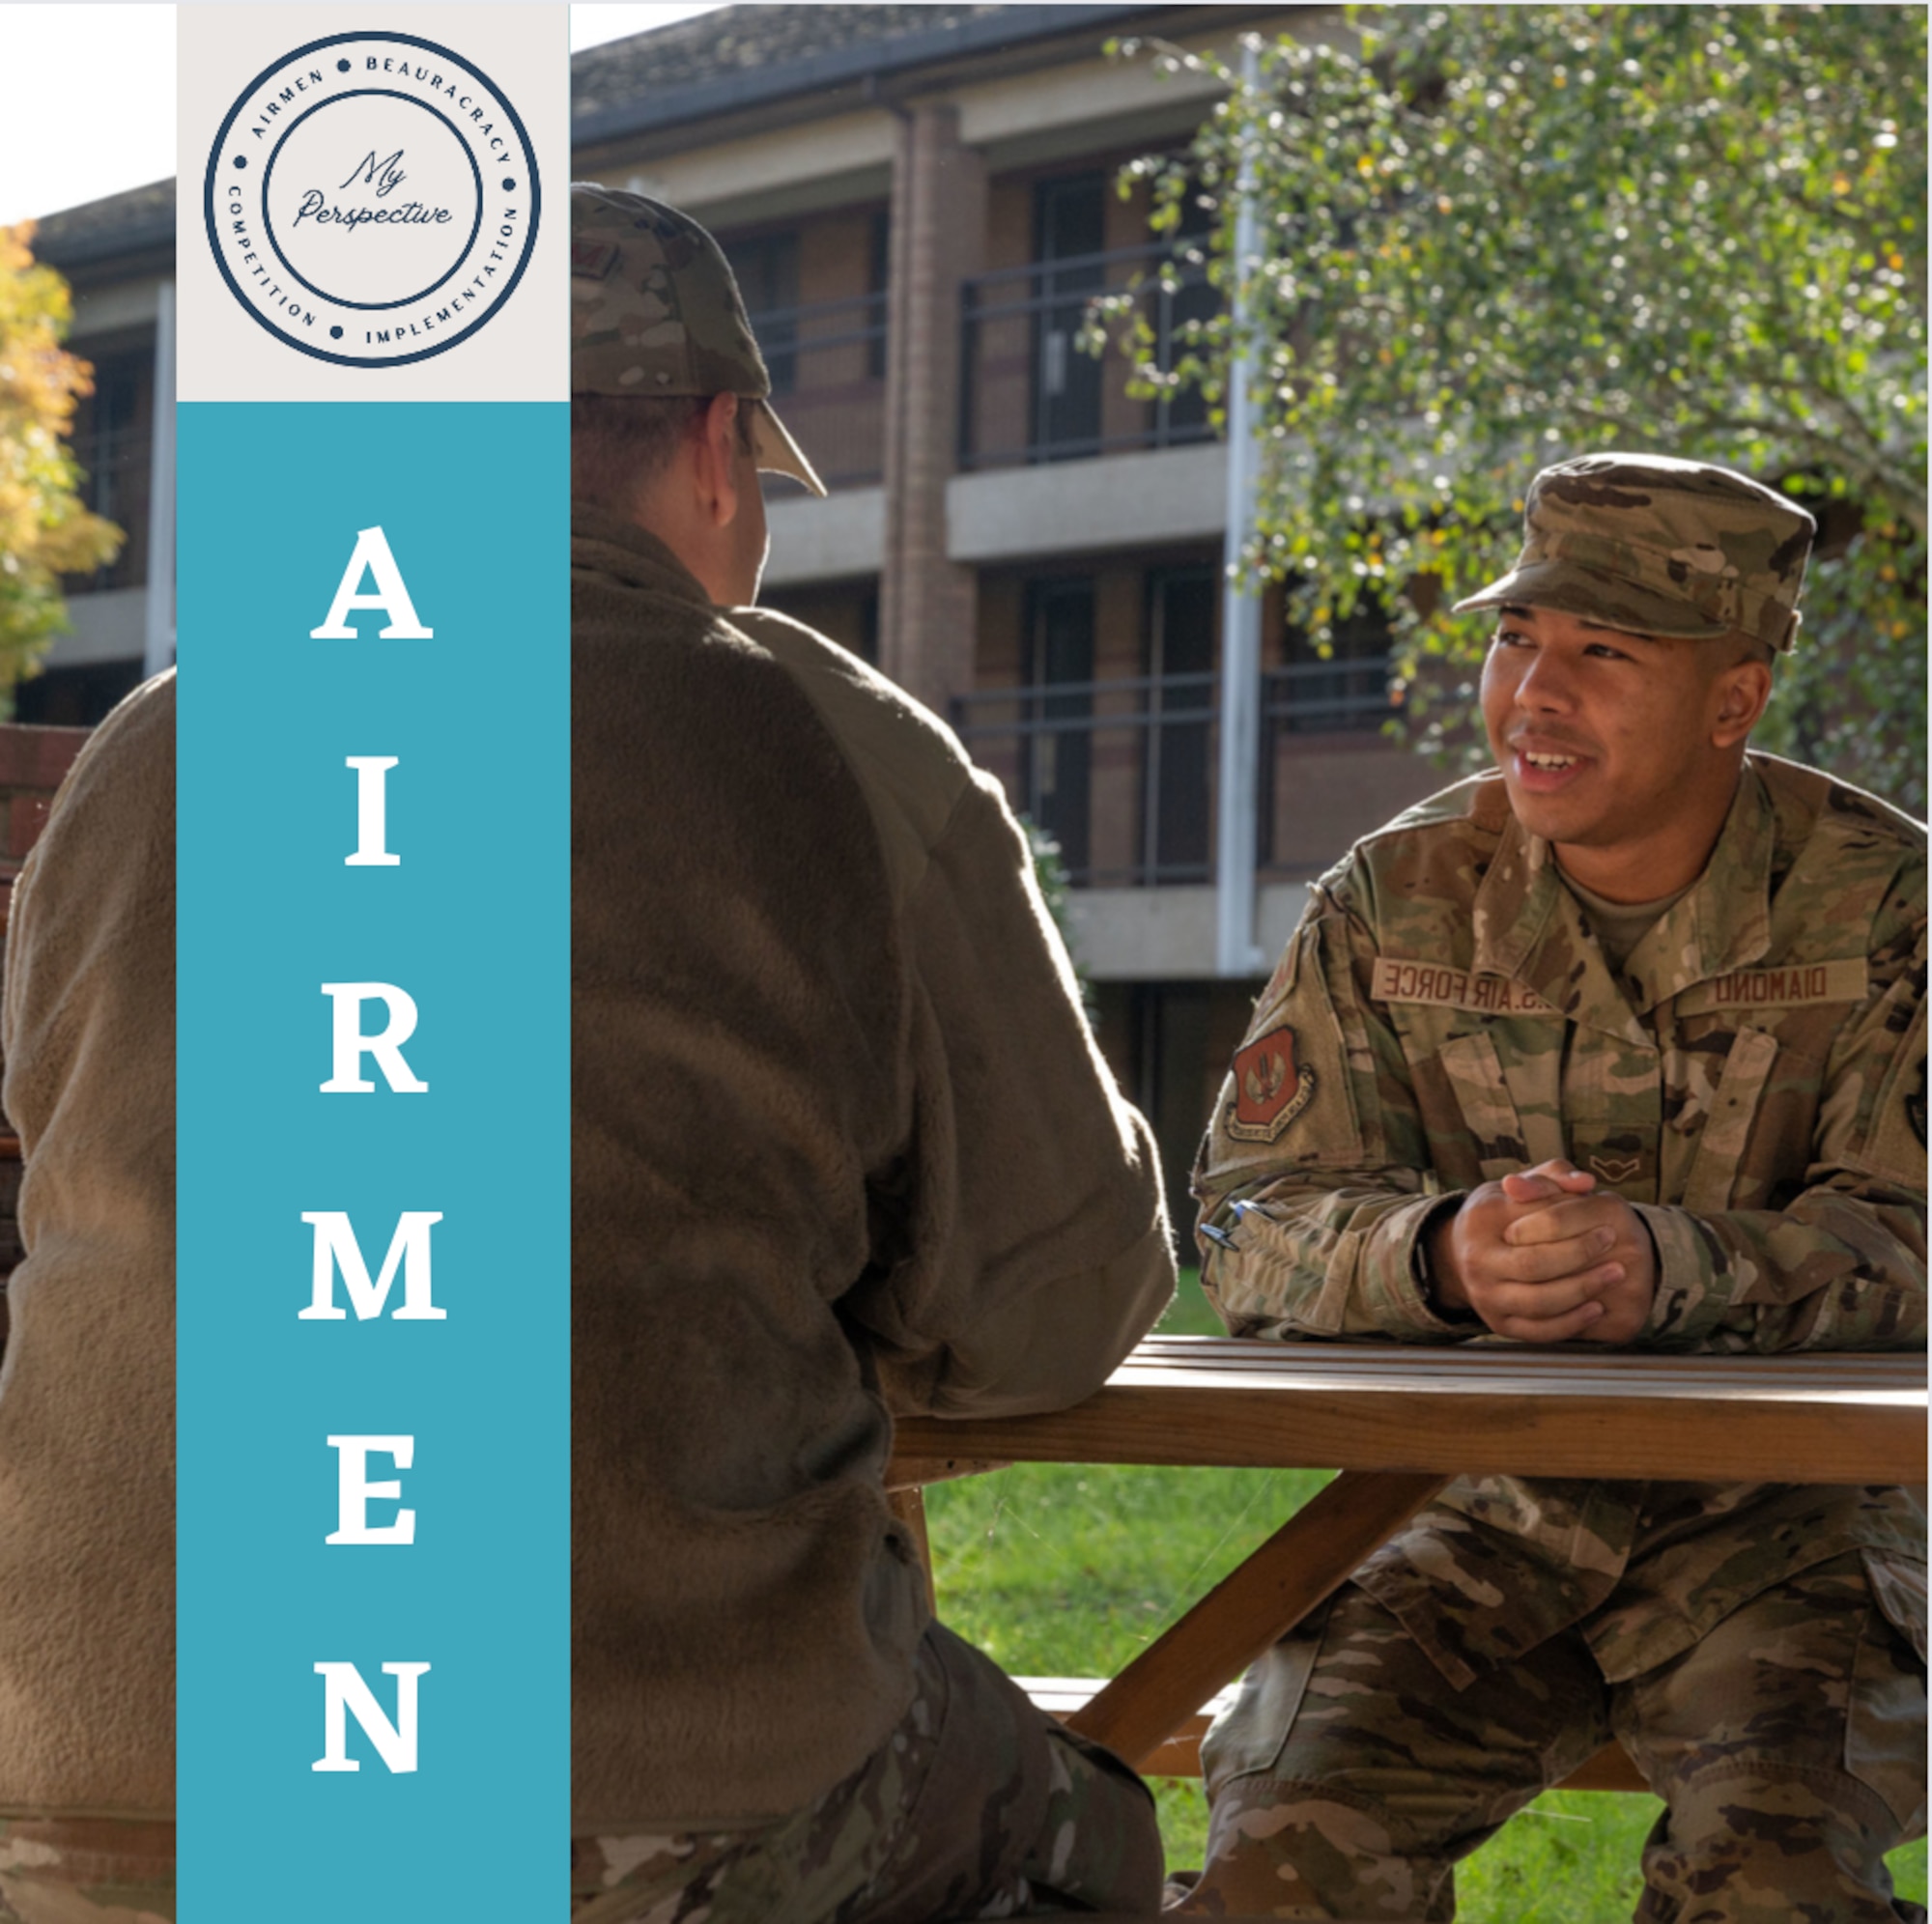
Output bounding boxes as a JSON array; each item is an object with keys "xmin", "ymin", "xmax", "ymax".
[
  {"xmin": 691, "ymin": 393, "xmax": 742, "ymax": 531},
  {"xmin": 1710, "ymin": 658, "xmax": 1773, "ymax": 748}
]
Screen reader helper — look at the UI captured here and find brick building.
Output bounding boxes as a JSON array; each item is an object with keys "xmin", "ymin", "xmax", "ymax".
[{"xmin": 33, "ymin": 4, "xmax": 1449, "ymax": 1231}]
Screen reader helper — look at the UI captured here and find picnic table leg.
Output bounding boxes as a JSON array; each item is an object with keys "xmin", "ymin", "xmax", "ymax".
[
  {"xmin": 888, "ymin": 1485, "xmax": 935, "ymax": 1613},
  {"xmin": 1065, "ymin": 1468, "xmax": 1451, "ymax": 1769}
]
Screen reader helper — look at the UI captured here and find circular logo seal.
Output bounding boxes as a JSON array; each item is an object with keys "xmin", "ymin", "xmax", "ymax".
[{"xmin": 204, "ymin": 31, "xmax": 539, "ymax": 367}]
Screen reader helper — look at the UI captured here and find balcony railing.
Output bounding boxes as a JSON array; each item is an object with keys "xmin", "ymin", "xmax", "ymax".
[
  {"xmin": 952, "ymin": 659, "xmax": 1395, "ymax": 888},
  {"xmin": 1263, "ymin": 654, "xmax": 1398, "ymax": 737},
  {"xmin": 959, "ymin": 240, "xmax": 1219, "ymax": 471},
  {"xmin": 742, "ymin": 289, "xmax": 889, "ymax": 491},
  {"xmin": 953, "ymin": 669, "xmax": 1215, "ymax": 887}
]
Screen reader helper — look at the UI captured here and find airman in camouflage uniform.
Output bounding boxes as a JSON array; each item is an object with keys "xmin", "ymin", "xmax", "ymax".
[
  {"xmin": 0, "ymin": 1817, "xmax": 175, "ymax": 1924},
  {"xmin": 1182, "ymin": 455, "xmax": 1927, "ymax": 1919}
]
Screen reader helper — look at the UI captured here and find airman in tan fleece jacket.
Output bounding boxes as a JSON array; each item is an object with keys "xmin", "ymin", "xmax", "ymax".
[
  {"xmin": 570, "ymin": 184, "xmax": 1175, "ymax": 1923},
  {"xmin": 570, "ymin": 509, "xmax": 1175, "ymax": 1893},
  {"xmin": 0, "ymin": 671, "xmax": 176, "ymax": 1924}
]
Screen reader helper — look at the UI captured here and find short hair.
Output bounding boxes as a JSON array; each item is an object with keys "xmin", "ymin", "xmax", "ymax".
[{"xmin": 571, "ymin": 394, "xmax": 755, "ymax": 510}]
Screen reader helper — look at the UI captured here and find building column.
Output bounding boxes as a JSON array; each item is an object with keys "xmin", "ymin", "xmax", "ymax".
[
  {"xmin": 143, "ymin": 279, "xmax": 177, "ymax": 679},
  {"xmin": 878, "ymin": 100, "xmax": 983, "ymax": 720}
]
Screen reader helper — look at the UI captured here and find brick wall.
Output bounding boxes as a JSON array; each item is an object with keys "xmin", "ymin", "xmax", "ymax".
[
  {"xmin": 718, "ymin": 204, "xmax": 891, "ymax": 489},
  {"xmin": 0, "ymin": 722, "xmax": 92, "ymax": 902}
]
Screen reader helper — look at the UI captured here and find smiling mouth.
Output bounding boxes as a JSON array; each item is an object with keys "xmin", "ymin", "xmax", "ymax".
[{"xmin": 1509, "ymin": 743, "xmax": 1594, "ymax": 790}]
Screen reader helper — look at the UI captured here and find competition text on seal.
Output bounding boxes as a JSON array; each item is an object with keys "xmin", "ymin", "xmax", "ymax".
[{"xmin": 203, "ymin": 32, "xmax": 539, "ymax": 367}]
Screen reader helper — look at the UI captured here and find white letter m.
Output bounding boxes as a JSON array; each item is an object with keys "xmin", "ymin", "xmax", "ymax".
[{"xmin": 298, "ymin": 1210, "xmax": 445, "ymax": 1321}]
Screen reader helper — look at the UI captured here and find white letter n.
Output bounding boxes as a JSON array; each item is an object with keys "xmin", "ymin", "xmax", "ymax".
[
  {"xmin": 312, "ymin": 1661, "xmax": 430, "ymax": 1772},
  {"xmin": 310, "ymin": 527, "xmax": 434, "ymax": 639}
]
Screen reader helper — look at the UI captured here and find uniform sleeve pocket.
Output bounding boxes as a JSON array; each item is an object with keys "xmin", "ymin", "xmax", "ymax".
[
  {"xmin": 1436, "ymin": 1032, "xmax": 1532, "ymax": 1181},
  {"xmin": 1679, "ymin": 1027, "xmax": 1779, "ymax": 1213},
  {"xmin": 1849, "ymin": 993, "xmax": 1927, "ymax": 1190}
]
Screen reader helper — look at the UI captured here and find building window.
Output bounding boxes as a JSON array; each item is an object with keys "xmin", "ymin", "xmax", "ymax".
[
  {"xmin": 1142, "ymin": 566, "xmax": 1217, "ymax": 883},
  {"xmin": 961, "ymin": 169, "xmax": 1220, "ymax": 470},
  {"xmin": 867, "ymin": 209, "xmax": 890, "ymax": 382},
  {"xmin": 65, "ymin": 341, "xmax": 153, "ymax": 593},
  {"xmin": 1274, "ymin": 602, "xmax": 1395, "ymax": 735},
  {"xmin": 727, "ymin": 231, "xmax": 800, "ymax": 393},
  {"xmin": 1154, "ymin": 190, "xmax": 1216, "ymax": 443},
  {"xmin": 1023, "ymin": 577, "xmax": 1095, "ymax": 877},
  {"xmin": 856, "ymin": 587, "xmax": 879, "ymax": 666},
  {"xmin": 13, "ymin": 660, "xmax": 146, "ymax": 727},
  {"xmin": 1031, "ymin": 175, "xmax": 1106, "ymax": 461}
]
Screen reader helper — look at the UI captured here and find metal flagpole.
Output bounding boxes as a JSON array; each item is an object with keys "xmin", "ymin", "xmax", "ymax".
[{"xmin": 1214, "ymin": 39, "xmax": 1265, "ymax": 977}]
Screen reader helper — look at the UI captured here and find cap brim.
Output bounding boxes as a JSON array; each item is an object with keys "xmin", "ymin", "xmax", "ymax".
[
  {"xmin": 1452, "ymin": 559, "xmax": 1734, "ymax": 640},
  {"xmin": 750, "ymin": 399, "xmax": 827, "ymax": 498}
]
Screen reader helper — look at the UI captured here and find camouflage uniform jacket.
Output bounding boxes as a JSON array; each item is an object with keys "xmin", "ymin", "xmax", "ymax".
[{"xmin": 1196, "ymin": 754, "xmax": 1926, "ymax": 1689}]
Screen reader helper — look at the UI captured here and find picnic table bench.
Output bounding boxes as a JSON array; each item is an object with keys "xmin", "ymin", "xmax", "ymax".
[{"xmin": 889, "ymin": 1335, "xmax": 1926, "ymax": 1792}]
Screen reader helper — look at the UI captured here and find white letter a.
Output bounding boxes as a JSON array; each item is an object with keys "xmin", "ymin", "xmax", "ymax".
[{"xmin": 310, "ymin": 526, "xmax": 434, "ymax": 639}]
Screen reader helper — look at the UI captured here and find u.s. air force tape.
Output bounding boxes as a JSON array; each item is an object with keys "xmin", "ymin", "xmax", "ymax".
[{"xmin": 1369, "ymin": 961, "xmax": 1560, "ymax": 1016}]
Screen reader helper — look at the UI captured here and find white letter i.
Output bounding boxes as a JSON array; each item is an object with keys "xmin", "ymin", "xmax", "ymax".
[{"xmin": 345, "ymin": 756, "xmax": 400, "ymax": 866}]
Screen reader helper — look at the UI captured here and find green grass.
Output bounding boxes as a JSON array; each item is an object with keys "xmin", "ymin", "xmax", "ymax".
[{"xmin": 923, "ymin": 1269, "xmax": 1927, "ymax": 1916}]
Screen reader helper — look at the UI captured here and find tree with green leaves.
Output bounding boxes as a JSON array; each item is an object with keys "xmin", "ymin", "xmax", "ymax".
[
  {"xmin": 1114, "ymin": 4, "xmax": 1926, "ymax": 809},
  {"xmin": 0, "ymin": 223, "xmax": 121, "ymax": 691}
]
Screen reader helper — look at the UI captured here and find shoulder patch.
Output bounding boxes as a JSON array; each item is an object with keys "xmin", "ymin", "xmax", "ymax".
[
  {"xmin": 1370, "ymin": 958, "xmax": 1560, "ymax": 1018},
  {"xmin": 1225, "ymin": 1026, "xmax": 1317, "ymax": 1143}
]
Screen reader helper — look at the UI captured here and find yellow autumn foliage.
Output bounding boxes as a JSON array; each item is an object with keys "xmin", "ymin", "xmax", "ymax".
[{"xmin": 0, "ymin": 221, "xmax": 123, "ymax": 681}]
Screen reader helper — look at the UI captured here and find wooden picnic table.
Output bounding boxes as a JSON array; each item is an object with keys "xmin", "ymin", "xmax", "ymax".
[{"xmin": 889, "ymin": 1335, "xmax": 1927, "ymax": 1786}]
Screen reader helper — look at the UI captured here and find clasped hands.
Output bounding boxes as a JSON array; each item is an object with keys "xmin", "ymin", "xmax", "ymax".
[{"xmin": 1426, "ymin": 1158, "xmax": 1657, "ymax": 1344}]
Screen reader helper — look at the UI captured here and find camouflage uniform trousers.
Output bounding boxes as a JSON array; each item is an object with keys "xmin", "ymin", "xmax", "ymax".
[
  {"xmin": 1177, "ymin": 1553, "xmax": 1925, "ymax": 1921},
  {"xmin": 572, "ymin": 1623, "xmax": 1162, "ymax": 1923},
  {"xmin": 0, "ymin": 1818, "xmax": 174, "ymax": 1924}
]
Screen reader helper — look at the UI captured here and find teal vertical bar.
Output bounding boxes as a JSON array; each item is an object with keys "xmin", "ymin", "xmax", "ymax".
[{"xmin": 177, "ymin": 401, "xmax": 568, "ymax": 1918}]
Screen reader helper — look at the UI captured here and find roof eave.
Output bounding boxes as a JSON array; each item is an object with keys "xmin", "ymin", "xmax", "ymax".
[
  {"xmin": 37, "ymin": 217, "xmax": 177, "ymax": 273},
  {"xmin": 572, "ymin": 2, "xmax": 1220, "ymax": 149}
]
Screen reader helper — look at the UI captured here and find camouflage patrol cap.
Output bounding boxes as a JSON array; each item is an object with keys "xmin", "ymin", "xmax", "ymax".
[
  {"xmin": 570, "ymin": 183, "xmax": 826, "ymax": 497},
  {"xmin": 1453, "ymin": 453, "xmax": 1816, "ymax": 651}
]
